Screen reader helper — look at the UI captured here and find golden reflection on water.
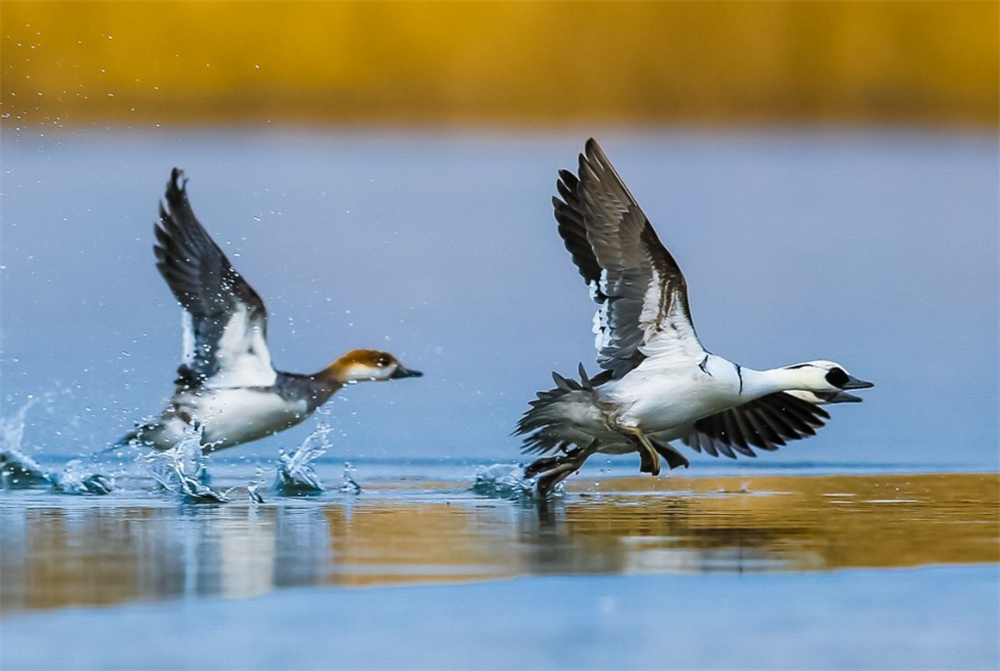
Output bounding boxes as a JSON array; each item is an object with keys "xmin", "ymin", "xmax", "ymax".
[{"xmin": 1, "ymin": 473, "xmax": 996, "ymax": 613}]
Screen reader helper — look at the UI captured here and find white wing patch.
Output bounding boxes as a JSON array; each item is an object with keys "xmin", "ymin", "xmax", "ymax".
[
  {"xmin": 204, "ymin": 304, "xmax": 276, "ymax": 388},
  {"xmin": 590, "ymin": 272, "xmax": 613, "ymax": 353},
  {"xmin": 181, "ymin": 311, "xmax": 196, "ymax": 367},
  {"xmin": 638, "ymin": 264, "xmax": 664, "ymax": 343},
  {"xmin": 638, "ymin": 287, "xmax": 702, "ymax": 364}
]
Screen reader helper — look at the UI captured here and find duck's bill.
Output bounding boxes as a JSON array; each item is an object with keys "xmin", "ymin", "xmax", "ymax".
[
  {"xmin": 842, "ymin": 375, "xmax": 874, "ymax": 390},
  {"xmin": 391, "ymin": 365, "xmax": 423, "ymax": 379},
  {"xmin": 826, "ymin": 391, "xmax": 864, "ymax": 403}
]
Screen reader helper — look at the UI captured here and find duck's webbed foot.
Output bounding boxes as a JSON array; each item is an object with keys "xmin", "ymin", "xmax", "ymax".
[
  {"xmin": 535, "ymin": 461, "xmax": 580, "ymax": 498},
  {"xmin": 637, "ymin": 439, "xmax": 691, "ymax": 473},
  {"xmin": 655, "ymin": 442, "xmax": 690, "ymax": 470},
  {"xmin": 621, "ymin": 427, "xmax": 662, "ymax": 476},
  {"xmin": 526, "ymin": 443, "xmax": 597, "ymax": 498},
  {"xmin": 524, "ymin": 455, "xmax": 565, "ymax": 480},
  {"xmin": 637, "ymin": 445, "xmax": 658, "ymax": 474}
]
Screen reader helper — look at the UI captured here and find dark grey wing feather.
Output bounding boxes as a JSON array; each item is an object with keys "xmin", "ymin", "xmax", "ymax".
[
  {"xmin": 154, "ymin": 168, "xmax": 273, "ymax": 388},
  {"xmin": 681, "ymin": 392, "xmax": 831, "ymax": 458},
  {"xmin": 554, "ymin": 170, "xmax": 603, "ymax": 287},
  {"xmin": 554, "ymin": 139, "xmax": 703, "ymax": 379}
]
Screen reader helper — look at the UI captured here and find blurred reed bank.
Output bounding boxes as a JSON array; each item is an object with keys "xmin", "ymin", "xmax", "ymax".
[{"xmin": 1, "ymin": 0, "xmax": 997, "ymax": 128}]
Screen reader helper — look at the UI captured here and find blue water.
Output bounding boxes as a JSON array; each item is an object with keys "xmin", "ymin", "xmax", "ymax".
[
  {"xmin": 2, "ymin": 128, "xmax": 997, "ymax": 471},
  {"xmin": 1, "ymin": 128, "xmax": 998, "ymax": 671},
  {"xmin": 3, "ymin": 567, "xmax": 997, "ymax": 670}
]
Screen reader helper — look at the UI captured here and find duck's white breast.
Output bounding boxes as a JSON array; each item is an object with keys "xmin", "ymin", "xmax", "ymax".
[
  {"xmin": 603, "ymin": 358, "xmax": 743, "ymax": 433},
  {"xmin": 188, "ymin": 388, "xmax": 310, "ymax": 449}
]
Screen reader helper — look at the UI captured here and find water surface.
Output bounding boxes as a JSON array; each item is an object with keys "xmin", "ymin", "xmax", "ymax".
[
  {"xmin": 2, "ymin": 471, "xmax": 996, "ymax": 613},
  {"xmin": 2, "ymin": 129, "xmax": 997, "ymax": 468},
  {"xmin": 2, "ymin": 129, "xmax": 998, "ymax": 670}
]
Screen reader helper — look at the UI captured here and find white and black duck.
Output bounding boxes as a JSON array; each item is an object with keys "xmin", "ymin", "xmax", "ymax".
[
  {"xmin": 517, "ymin": 139, "xmax": 872, "ymax": 495},
  {"xmin": 119, "ymin": 169, "xmax": 422, "ymax": 453}
]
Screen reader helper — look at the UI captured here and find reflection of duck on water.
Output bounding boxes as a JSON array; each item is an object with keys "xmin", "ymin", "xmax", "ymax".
[
  {"xmin": 518, "ymin": 140, "xmax": 873, "ymax": 495},
  {"xmin": 118, "ymin": 169, "xmax": 422, "ymax": 454}
]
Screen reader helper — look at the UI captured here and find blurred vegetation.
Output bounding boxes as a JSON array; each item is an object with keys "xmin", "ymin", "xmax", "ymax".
[{"xmin": 1, "ymin": 1, "xmax": 997, "ymax": 127}]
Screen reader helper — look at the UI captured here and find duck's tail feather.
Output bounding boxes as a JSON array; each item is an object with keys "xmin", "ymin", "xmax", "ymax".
[
  {"xmin": 97, "ymin": 424, "xmax": 156, "ymax": 456},
  {"xmin": 515, "ymin": 365, "xmax": 614, "ymax": 456}
]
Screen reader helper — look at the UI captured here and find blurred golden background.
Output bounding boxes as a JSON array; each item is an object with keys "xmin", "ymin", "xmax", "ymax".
[{"xmin": 2, "ymin": 0, "xmax": 997, "ymax": 128}]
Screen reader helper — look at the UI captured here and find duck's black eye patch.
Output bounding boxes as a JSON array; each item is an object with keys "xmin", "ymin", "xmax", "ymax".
[{"xmin": 825, "ymin": 367, "xmax": 849, "ymax": 388}]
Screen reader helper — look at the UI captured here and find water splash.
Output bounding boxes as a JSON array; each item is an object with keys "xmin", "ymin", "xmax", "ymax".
[
  {"xmin": 247, "ymin": 482, "xmax": 265, "ymax": 504},
  {"xmin": 0, "ymin": 446, "xmax": 52, "ymax": 488},
  {"xmin": 0, "ymin": 396, "xmax": 38, "ymax": 453},
  {"xmin": 471, "ymin": 463, "xmax": 548, "ymax": 500},
  {"xmin": 52, "ymin": 459, "xmax": 114, "ymax": 495},
  {"xmin": 1, "ymin": 396, "xmax": 113, "ymax": 493},
  {"xmin": 339, "ymin": 461, "xmax": 362, "ymax": 494},
  {"xmin": 0, "ymin": 398, "xmax": 51, "ymax": 487},
  {"xmin": 273, "ymin": 423, "xmax": 333, "ymax": 495},
  {"xmin": 145, "ymin": 425, "xmax": 228, "ymax": 503}
]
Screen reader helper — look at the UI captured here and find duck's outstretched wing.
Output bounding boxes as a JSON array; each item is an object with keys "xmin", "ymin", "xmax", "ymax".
[
  {"xmin": 678, "ymin": 392, "xmax": 831, "ymax": 458},
  {"xmin": 554, "ymin": 138, "xmax": 703, "ymax": 379},
  {"xmin": 154, "ymin": 168, "xmax": 276, "ymax": 390}
]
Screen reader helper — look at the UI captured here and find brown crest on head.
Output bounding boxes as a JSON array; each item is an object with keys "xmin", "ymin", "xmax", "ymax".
[{"xmin": 319, "ymin": 349, "xmax": 423, "ymax": 386}]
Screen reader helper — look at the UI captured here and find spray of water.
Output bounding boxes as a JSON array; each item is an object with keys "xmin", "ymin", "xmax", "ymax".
[
  {"xmin": 0, "ymin": 399, "xmax": 50, "ymax": 487},
  {"xmin": 144, "ymin": 424, "xmax": 228, "ymax": 503},
  {"xmin": 52, "ymin": 460, "xmax": 115, "ymax": 495},
  {"xmin": 471, "ymin": 463, "xmax": 551, "ymax": 500},
  {"xmin": 1, "ymin": 399, "xmax": 364, "ymax": 500},
  {"xmin": 1, "ymin": 396, "xmax": 114, "ymax": 494},
  {"xmin": 247, "ymin": 481, "xmax": 265, "ymax": 504},
  {"xmin": 273, "ymin": 423, "xmax": 334, "ymax": 495},
  {"xmin": 339, "ymin": 461, "xmax": 362, "ymax": 494},
  {"xmin": 0, "ymin": 396, "xmax": 39, "ymax": 452},
  {"xmin": 0, "ymin": 445, "xmax": 52, "ymax": 489}
]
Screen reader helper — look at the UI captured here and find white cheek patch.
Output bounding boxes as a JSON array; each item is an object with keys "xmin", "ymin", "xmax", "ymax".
[{"xmin": 347, "ymin": 364, "xmax": 392, "ymax": 382}]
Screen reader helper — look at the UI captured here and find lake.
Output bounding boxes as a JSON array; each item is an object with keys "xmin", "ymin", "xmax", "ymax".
[
  {"xmin": 1, "ymin": 463, "xmax": 998, "ymax": 670},
  {"xmin": 1, "ymin": 128, "xmax": 997, "ymax": 670}
]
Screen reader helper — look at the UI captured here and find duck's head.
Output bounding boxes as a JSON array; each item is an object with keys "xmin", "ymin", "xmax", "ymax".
[
  {"xmin": 325, "ymin": 349, "xmax": 423, "ymax": 385},
  {"xmin": 783, "ymin": 360, "xmax": 873, "ymax": 402}
]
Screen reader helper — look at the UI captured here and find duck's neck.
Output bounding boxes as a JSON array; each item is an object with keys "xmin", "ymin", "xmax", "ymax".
[
  {"xmin": 739, "ymin": 367, "xmax": 813, "ymax": 400},
  {"xmin": 312, "ymin": 359, "xmax": 350, "ymax": 389}
]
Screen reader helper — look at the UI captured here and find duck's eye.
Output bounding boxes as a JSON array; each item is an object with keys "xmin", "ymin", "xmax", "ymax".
[
  {"xmin": 377, "ymin": 356, "xmax": 390, "ymax": 367},
  {"xmin": 825, "ymin": 367, "xmax": 849, "ymax": 388}
]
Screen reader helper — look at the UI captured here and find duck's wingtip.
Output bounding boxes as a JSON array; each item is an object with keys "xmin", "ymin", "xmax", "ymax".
[
  {"xmin": 585, "ymin": 136, "xmax": 607, "ymax": 156},
  {"xmin": 167, "ymin": 168, "xmax": 188, "ymax": 199},
  {"xmin": 556, "ymin": 169, "xmax": 579, "ymax": 194}
]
